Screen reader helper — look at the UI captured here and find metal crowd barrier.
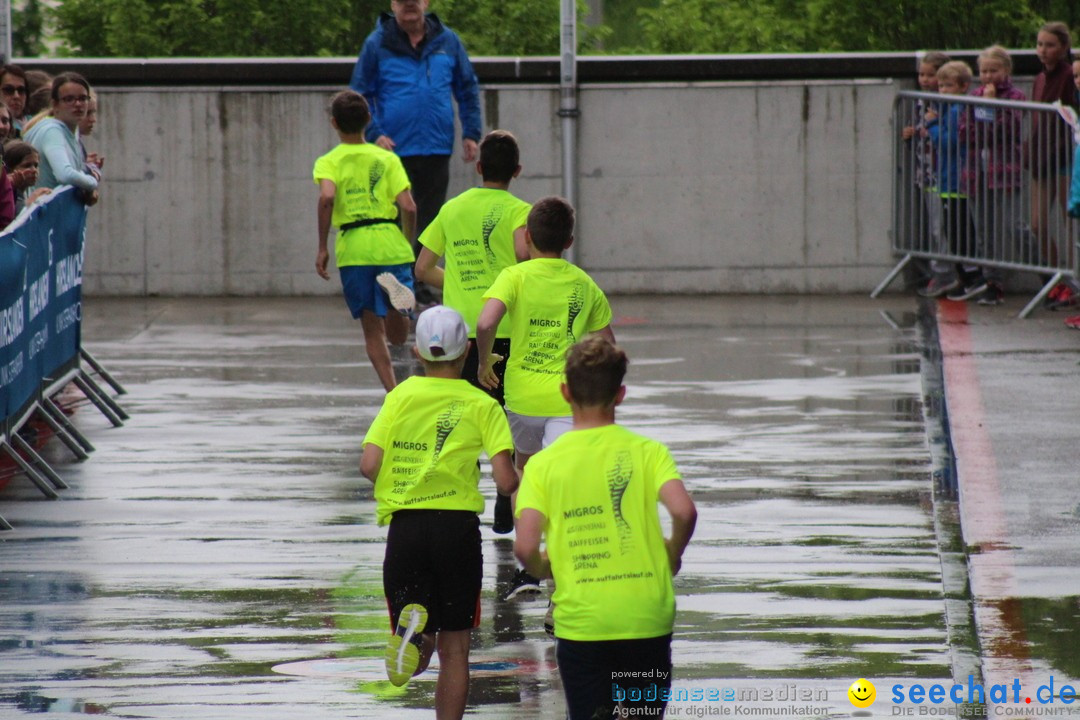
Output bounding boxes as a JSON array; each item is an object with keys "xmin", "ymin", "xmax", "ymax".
[
  {"xmin": 0, "ymin": 187, "xmax": 127, "ymax": 531},
  {"xmin": 873, "ymin": 90, "xmax": 1079, "ymax": 317}
]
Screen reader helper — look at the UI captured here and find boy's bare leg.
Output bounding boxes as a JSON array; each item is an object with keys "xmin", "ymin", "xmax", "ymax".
[
  {"xmin": 361, "ymin": 311, "xmax": 396, "ymax": 392},
  {"xmin": 385, "ymin": 309, "xmax": 410, "ymax": 346},
  {"xmin": 434, "ymin": 629, "xmax": 471, "ymax": 720},
  {"xmin": 415, "ymin": 632, "xmax": 436, "ymax": 675}
]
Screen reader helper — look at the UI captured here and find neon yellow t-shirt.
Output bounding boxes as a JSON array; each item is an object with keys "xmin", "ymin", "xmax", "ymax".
[
  {"xmin": 419, "ymin": 187, "xmax": 530, "ymax": 338},
  {"xmin": 515, "ymin": 424, "xmax": 681, "ymax": 641},
  {"xmin": 482, "ymin": 258, "xmax": 612, "ymax": 417},
  {"xmin": 363, "ymin": 376, "xmax": 514, "ymax": 525},
  {"xmin": 312, "ymin": 142, "xmax": 413, "ymax": 267}
]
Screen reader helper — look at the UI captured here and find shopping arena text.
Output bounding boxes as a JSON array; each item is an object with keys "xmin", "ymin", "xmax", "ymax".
[{"xmin": 891, "ymin": 677, "xmax": 1080, "ymax": 705}]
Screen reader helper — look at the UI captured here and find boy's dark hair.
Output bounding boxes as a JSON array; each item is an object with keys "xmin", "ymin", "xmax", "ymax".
[
  {"xmin": 26, "ymin": 86, "xmax": 51, "ymax": 116},
  {"xmin": 330, "ymin": 90, "xmax": 371, "ymax": 135},
  {"xmin": 527, "ymin": 196, "xmax": 574, "ymax": 253},
  {"xmin": 25, "ymin": 69, "xmax": 52, "ymax": 97},
  {"xmin": 564, "ymin": 335, "xmax": 627, "ymax": 407},
  {"xmin": 479, "ymin": 130, "xmax": 519, "ymax": 182}
]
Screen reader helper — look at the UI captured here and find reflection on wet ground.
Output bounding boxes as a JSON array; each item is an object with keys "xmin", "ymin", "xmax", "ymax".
[{"xmin": 0, "ymin": 296, "xmax": 952, "ymax": 718}]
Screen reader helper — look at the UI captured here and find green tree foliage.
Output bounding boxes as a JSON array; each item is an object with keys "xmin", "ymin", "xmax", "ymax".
[
  {"xmin": 639, "ymin": 0, "xmax": 1061, "ymax": 54},
  {"xmin": 48, "ymin": 0, "xmax": 598, "ymax": 58},
  {"xmin": 12, "ymin": 0, "xmax": 47, "ymax": 58}
]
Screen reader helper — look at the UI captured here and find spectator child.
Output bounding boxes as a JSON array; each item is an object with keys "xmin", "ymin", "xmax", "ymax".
[
  {"xmin": 360, "ymin": 305, "xmax": 517, "ymax": 720},
  {"xmin": 313, "ymin": 89, "xmax": 417, "ymax": 392},
  {"xmin": 0, "ymin": 104, "xmax": 12, "ymax": 142},
  {"xmin": 902, "ymin": 52, "xmax": 950, "ymax": 276},
  {"xmin": 1064, "ymin": 60, "xmax": 1080, "ymax": 329},
  {"xmin": 3, "ymin": 140, "xmax": 51, "ymax": 215},
  {"xmin": 79, "ymin": 93, "xmax": 104, "ymax": 174},
  {"xmin": 514, "ymin": 335, "xmax": 697, "ymax": 720},
  {"xmin": 920, "ymin": 61, "xmax": 978, "ymax": 298},
  {"xmin": 1031, "ymin": 22, "xmax": 1079, "ymax": 308},
  {"xmin": 23, "ymin": 73, "xmax": 99, "ymax": 205},
  {"xmin": 954, "ymin": 45, "xmax": 1027, "ymax": 305}
]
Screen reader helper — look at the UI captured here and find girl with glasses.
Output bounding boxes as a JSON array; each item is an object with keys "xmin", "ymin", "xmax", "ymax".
[{"xmin": 22, "ymin": 72, "xmax": 99, "ymax": 205}]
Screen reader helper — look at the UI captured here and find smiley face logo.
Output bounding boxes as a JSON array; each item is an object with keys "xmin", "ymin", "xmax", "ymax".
[{"xmin": 847, "ymin": 679, "xmax": 876, "ymax": 708}]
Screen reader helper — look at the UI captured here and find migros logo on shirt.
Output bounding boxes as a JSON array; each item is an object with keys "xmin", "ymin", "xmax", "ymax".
[
  {"xmin": 393, "ymin": 440, "xmax": 428, "ymax": 451},
  {"xmin": 564, "ymin": 505, "xmax": 604, "ymax": 520}
]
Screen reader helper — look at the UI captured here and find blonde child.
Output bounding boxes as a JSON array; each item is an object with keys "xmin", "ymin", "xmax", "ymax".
[
  {"xmin": 920, "ymin": 61, "xmax": 977, "ymax": 297},
  {"xmin": 955, "ymin": 46, "xmax": 1027, "ymax": 305}
]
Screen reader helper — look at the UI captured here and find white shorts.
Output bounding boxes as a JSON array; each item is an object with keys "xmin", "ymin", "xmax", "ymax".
[{"xmin": 505, "ymin": 411, "xmax": 573, "ymax": 456}]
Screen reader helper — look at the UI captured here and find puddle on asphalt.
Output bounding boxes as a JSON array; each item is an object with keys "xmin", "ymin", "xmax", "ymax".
[{"xmin": 0, "ymin": 296, "xmax": 994, "ymax": 718}]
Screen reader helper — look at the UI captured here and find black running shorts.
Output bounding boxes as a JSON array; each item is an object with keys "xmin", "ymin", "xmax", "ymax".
[{"xmin": 383, "ymin": 509, "xmax": 483, "ymax": 633}]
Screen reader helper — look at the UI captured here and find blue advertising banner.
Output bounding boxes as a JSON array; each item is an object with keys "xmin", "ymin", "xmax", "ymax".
[{"xmin": 0, "ymin": 187, "xmax": 86, "ymax": 424}]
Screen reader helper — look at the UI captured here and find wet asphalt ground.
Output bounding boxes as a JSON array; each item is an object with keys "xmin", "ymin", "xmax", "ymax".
[{"xmin": 0, "ymin": 294, "xmax": 1077, "ymax": 719}]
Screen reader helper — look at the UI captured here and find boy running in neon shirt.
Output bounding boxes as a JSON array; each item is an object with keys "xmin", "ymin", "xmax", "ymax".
[
  {"xmin": 476, "ymin": 196, "xmax": 615, "ymax": 604},
  {"xmin": 313, "ymin": 90, "xmax": 417, "ymax": 392},
  {"xmin": 360, "ymin": 306, "xmax": 517, "ymax": 717},
  {"xmin": 415, "ymin": 129, "xmax": 530, "ymax": 536},
  {"xmin": 476, "ymin": 196, "xmax": 614, "ymax": 469},
  {"xmin": 514, "ymin": 336, "xmax": 697, "ymax": 720}
]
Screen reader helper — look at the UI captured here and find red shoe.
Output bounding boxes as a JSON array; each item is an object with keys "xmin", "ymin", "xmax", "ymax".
[
  {"xmin": 1065, "ymin": 314, "xmax": 1080, "ymax": 330},
  {"xmin": 1048, "ymin": 284, "xmax": 1064, "ymax": 302},
  {"xmin": 1047, "ymin": 285, "xmax": 1078, "ymax": 311}
]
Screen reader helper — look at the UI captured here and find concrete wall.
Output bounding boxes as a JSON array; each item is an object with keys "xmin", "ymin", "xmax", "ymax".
[{"xmin": 81, "ymin": 78, "xmax": 899, "ymax": 296}]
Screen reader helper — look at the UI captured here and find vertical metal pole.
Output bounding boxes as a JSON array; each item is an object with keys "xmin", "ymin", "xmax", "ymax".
[
  {"xmin": 0, "ymin": 0, "xmax": 11, "ymax": 64},
  {"xmin": 559, "ymin": 0, "xmax": 578, "ymax": 263}
]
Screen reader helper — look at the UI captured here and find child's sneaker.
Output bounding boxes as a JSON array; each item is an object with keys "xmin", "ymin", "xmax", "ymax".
[
  {"xmin": 385, "ymin": 603, "xmax": 427, "ymax": 686},
  {"xmin": 917, "ymin": 277, "xmax": 961, "ymax": 298},
  {"xmin": 975, "ymin": 282, "xmax": 1004, "ymax": 306},
  {"xmin": 1065, "ymin": 314, "xmax": 1080, "ymax": 330},
  {"xmin": 503, "ymin": 568, "xmax": 542, "ymax": 600},
  {"xmin": 377, "ymin": 272, "xmax": 416, "ymax": 315},
  {"xmin": 492, "ymin": 493, "xmax": 514, "ymax": 534},
  {"xmin": 946, "ymin": 281, "xmax": 988, "ymax": 302}
]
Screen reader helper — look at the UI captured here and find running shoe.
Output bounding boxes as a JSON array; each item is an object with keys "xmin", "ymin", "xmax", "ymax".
[
  {"xmin": 376, "ymin": 272, "xmax": 416, "ymax": 315},
  {"xmin": 492, "ymin": 493, "xmax": 514, "ymax": 534},
  {"xmin": 385, "ymin": 603, "xmax": 428, "ymax": 686},
  {"xmin": 946, "ymin": 281, "xmax": 989, "ymax": 302},
  {"xmin": 917, "ymin": 277, "xmax": 961, "ymax": 299},
  {"xmin": 976, "ymin": 282, "xmax": 1004, "ymax": 306},
  {"xmin": 503, "ymin": 568, "xmax": 542, "ymax": 600},
  {"xmin": 1065, "ymin": 315, "xmax": 1080, "ymax": 330},
  {"xmin": 544, "ymin": 599, "xmax": 555, "ymax": 638}
]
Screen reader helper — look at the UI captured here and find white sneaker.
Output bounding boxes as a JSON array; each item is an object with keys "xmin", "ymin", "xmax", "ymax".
[{"xmin": 377, "ymin": 273, "xmax": 415, "ymax": 314}]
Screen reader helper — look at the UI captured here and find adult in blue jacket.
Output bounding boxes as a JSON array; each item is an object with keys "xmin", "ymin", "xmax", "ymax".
[{"xmin": 350, "ymin": 0, "xmax": 482, "ymax": 259}]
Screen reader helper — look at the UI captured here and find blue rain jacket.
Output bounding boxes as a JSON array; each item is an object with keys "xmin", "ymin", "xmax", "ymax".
[{"xmin": 350, "ymin": 13, "xmax": 481, "ymax": 158}]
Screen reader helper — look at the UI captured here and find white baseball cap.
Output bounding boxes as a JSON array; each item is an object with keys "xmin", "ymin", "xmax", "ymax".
[{"xmin": 414, "ymin": 305, "xmax": 469, "ymax": 361}]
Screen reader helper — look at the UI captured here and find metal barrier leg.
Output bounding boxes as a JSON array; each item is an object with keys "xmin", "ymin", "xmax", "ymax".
[
  {"xmin": 1018, "ymin": 271, "xmax": 1065, "ymax": 320},
  {"xmin": 32, "ymin": 404, "xmax": 90, "ymax": 461},
  {"xmin": 79, "ymin": 371, "xmax": 129, "ymax": 421},
  {"xmin": 80, "ymin": 348, "xmax": 127, "ymax": 396},
  {"xmin": 42, "ymin": 397, "xmax": 95, "ymax": 453},
  {"xmin": 10, "ymin": 434, "xmax": 69, "ymax": 491},
  {"xmin": 0, "ymin": 513, "xmax": 11, "ymax": 531},
  {"xmin": 871, "ymin": 254, "xmax": 914, "ymax": 298},
  {"xmin": 73, "ymin": 374, "xmax": 125, "ymax": 427},
  {"xmin": 0, "ymin": 440, "xmax": 59, "ymax": 499}
]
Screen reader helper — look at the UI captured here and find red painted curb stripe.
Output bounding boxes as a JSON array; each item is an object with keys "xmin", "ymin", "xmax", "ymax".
[{"xmin": 937, "ymin": 300, "xmax": 1032, "ymax": 689}]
